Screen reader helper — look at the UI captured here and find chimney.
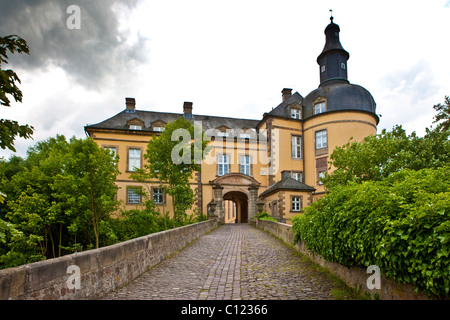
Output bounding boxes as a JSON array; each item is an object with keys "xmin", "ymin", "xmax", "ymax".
[
  {"xmin": 281, "ymin": 170, "xmax": 291, "ymax": 179},
  {"xmin": 125, "ymin": 97, "xmax": 136, "ymax": 113},
  {"xmin": 281, "ymin": 88, "xmax": 292, "ymax": 102},
  {"xmin": 183, "ymin": 101, "xmax": 193, "ymax": 119}
]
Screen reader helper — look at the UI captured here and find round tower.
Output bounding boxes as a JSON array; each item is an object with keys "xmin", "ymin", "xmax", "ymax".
[{"xmin": 302, "ymin": 16, "xmax": 379, "ymax": 199}]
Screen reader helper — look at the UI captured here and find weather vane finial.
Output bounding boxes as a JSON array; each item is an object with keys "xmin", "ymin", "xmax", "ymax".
[{"xmin": 330, "ymin": 9, "xmax": 334, "ymax": 22}]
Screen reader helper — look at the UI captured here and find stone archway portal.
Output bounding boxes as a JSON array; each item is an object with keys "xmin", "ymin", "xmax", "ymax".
[
  {"xmin": 210, "ymin": 173, "xmax": 260, "ymax": 224},
  {"xmin": 224, "ymin": 191, "xmax": 248, "ymax": 223}
]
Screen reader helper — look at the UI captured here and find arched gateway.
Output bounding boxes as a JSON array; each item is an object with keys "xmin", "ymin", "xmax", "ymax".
[{"xmin": 208, "ymin": 173, "xmax": 260, "ymax": 224}]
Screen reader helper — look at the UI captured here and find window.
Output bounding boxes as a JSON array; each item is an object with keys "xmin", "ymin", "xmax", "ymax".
[
  {"xmin": 292, "ymin": 171, "xmax": 303, "ymax": 182},
  {"xmin": 314, "ymin": 102, "xmax": 326, "ymax": 114},
  {"xmin": 341, "ymin": 63, "xmax": 346, "ymax": 70},
  {"xmin": 152, "ymin": 188, "xmax": 164, "ymax": 204},
  {"xmin": 316, "ymin": 157, "xmax": 328, "ymax": 186},
  {"xmin": 153, "ymin": 126, "xmax": 164, "ymax": 132},
  {"xmin": 291, "ymin": 196, "xmax": 302, "ymax": 212},
  {"xmin": 104, "ymin": 147, "xmax": 117, "ymax": 158},
  {"xmin": 129, "ymin": 125, "xmax": 142, "ymax": 130},
  {"xmin": 291, "ymin": 135, "xmax": 302, "ymax": 159},
  {"xmin": 271, "ymin": 201, "xmax": 278, "ymax": 216},
  {"xmin": 218, "ymin": 131, "xmax": 229, "ymax": 137},
  {"xmin": 321, "ymin": 65, "xmax": 326, "ymax": 73},
  {"xmin": 315, "ymin": 130, "xmax": 327, "ymax": 149},
  {"xmin": 239, "ymin": 133, "xmax": 251, "ymax": 139},
  {"xmin": 291, "ymin": 108, "xmax": 301, "ymax": 119},
  {"xmin": 318, "ymin": 171, "xmax": 326, "ymax": 185},
  {"xmin": 240, "ymin": 155, "xmax": 251, "ymax": 176},
  {"xmin": 128, "ymin": 148, "xmax": 141, "ymax": 171},
  {"xmin": 217, "ymin": 154, "xmax": 229, "ymax": 176},
  {"xmin": 127, "ymin": 188, "xmax": 141, "ymax": 204}
]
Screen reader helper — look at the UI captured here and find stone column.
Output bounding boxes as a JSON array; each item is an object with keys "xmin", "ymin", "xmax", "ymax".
[
  {"xmin": 248, "ymin": 183, "xmax": 259, "ymax": 222},
  {"xmin": 212, "ymin": 184, "xmax": 224, "ymax": 224}
]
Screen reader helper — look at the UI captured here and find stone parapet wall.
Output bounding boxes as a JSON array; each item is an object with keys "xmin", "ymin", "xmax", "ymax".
[
  {"xmin": 255, "ymin": 219, "xmax": 433, "ymax": 300},
  {"xmin": 0, "ymin": 218, "xmax": 220, "ymax": 300}
]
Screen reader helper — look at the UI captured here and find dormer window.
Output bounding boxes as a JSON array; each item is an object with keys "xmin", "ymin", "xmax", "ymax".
[
  {"xmin": 151, "ymin": 120, "xmax": 166, "ymax": 133},
  {"xmin": 321, "ymin": 65, "xmax": 326, "ymax": 73},
  {"xmin": 314, "ymin": 102, "xmax": 326, "ymax": 115},
  {"xmin": 217, "ymin": 126, "xmax": 230, "ymax": 137},
  {"xmin": 291, "ymin": 108, "xmax": 301, "ymax": 119},
  {"xmin": 127, "ymin": 118, "xmax": 144, "ymax": 130}
]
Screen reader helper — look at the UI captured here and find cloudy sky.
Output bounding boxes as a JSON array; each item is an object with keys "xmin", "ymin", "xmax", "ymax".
[{"xmin": 1, "ymin": 0, "xmax": 450, "ymax": 159}]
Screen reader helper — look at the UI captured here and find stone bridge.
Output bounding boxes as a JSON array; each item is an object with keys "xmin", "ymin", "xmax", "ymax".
[
  {"xmin": 99, "ymin": 223, "xmax": 347, "ymax": 300},
  {"xmin": 1, "ymin": 219, "xmax": 430, "ymax": 302}
]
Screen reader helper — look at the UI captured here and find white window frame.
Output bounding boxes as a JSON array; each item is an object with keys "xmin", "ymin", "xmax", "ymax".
[
  {"xmin": 153, "ymin": 126, "xmax": 164, "ymax": 132},
  {"xmin": 315, "ymin": 130, "xmax": 327, "ymax": 149},
  {"xmin": 240, "ymin": 155, "xmax": 251, "ymax": 176},
  {"xmin": 292, "ymin": 196, "xmax": 302, "ymax": 212},
  {"xmin": 127, "ymin": 188, "xmax": 141, "ymax": 204},
  {"xmin": 104, "ymin": 147, "xmax": 117, "ymax": 158},
  {"xmin": 128, "ymin": 148, "xmax": 141, "ymax": 171},
  {"xmin": 152, "ymin": 188, "xmax": 164, "ymax": 204},
  {"xmin": 129, "ymin": 125, "xmax": 142, "ymax": 130},
  {"xmin": 239, "ymin": 133, "xmax": 251, "ymax": 139},
  {"xmin": 291, "ymin": 108, "xmax": 301, "ymax": 119},
  {"xmin": 292, "ymin": 172, "xmax": 303, "ymax": 182},
  {"xmin": 314, "ymin": 102, "xmax": 326, "ymax": 115},
  {"xmin": 291, "ymin": 135, "xmax": 302, "ymax": 159},
  {"xmin": 217, "ymin": 154, "xmax": 230, "ymax": 176},
  {"xmin": 318, "ymin": 171, "xmax": 326, "ymax": 185}
]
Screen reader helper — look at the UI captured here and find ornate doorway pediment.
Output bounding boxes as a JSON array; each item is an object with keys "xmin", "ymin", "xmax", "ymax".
[
  {"xmin": 209, "ymin": 173, "xmax": 260, "ymax": 224},
  {"xmin": 209, "ymin": 173, "xmax": 260, "ymax": 187}
]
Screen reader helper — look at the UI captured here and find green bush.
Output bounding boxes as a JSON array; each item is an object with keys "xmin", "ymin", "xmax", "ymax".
[
  {"xmin": 255, "ymin": 211, "xmax": 278, "ymax": 222},
  {"xmin": 292, "ymin": 166, "xmax": 450, "ymax": 297}
]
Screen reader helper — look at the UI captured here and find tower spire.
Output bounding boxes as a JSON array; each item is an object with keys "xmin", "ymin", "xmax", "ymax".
[{"xmin": 317, "ymin": 15, "xmax": 350, "ymax": 86}]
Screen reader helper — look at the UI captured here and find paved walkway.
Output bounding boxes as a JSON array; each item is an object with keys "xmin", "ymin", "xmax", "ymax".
[{"xmin": 100, "ymin": 224, "xmax": 345, "ymax": 300}]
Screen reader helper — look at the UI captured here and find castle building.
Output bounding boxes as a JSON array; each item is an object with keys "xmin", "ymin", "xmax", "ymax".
[{"xmin": 85, "ymin": 17, "xmax": 379, "ymax": 224}]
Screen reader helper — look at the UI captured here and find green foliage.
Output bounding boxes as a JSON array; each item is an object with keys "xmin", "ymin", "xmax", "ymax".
[
  {"xmin": 131, "ymin": 117, "xmax": 211, "ymax": 222},
  {"xmin": 0, "ymin": 135, "xmax": 120, "ymax": 268},
  {"xmin": 292, "ymin": 166, "xmax": 450, "ymax": 297},
  {"xmin": 255, "ymin": 211, "xmax": 278, "ymax": 222},
  {"xmin": 323, "ymin": 125, "xmax": 450, "ymax": 189},
  {"xmin": 433, "ymin": 96, "xmax": 450, "ymax": 131},
  {"xmin": 111, "ymin": 200, "xmax": 207, "ymax": 242},
  {"xmin": 293, "ymin": 117, "xmax": 450, "ymax": 298},
  {"xmin": 0, "ymin": 35, "xmax": 34, "ymax": 151}
]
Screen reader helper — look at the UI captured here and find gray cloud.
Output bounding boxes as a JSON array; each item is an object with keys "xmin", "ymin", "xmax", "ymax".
[{"xmin": 0, "ymin": 0, "xmax": 148, "ymax": 90}]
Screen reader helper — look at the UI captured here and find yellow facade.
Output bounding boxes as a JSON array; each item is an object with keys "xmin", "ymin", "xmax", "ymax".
[
  {"xmin": 85, "ymin": 18, "xmax": 379, "ymax": 224},
  {"xmin": 85, "ymin": 94, "xmax": 378, "ymax": 224}
]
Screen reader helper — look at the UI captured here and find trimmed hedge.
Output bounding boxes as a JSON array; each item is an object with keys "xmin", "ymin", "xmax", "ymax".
[
  {"xmin": 255, "ymin": 211, "xmax": 278, "ymax": 222},
  {"xmin": 292, "ymin": 166, "xmax": 450, "ymax": 297}
]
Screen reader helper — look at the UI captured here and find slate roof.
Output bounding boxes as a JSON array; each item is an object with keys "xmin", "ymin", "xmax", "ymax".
[
  {"xmin": 259, "ymin": 176, "xmax": 316, "ymax": 199},
  {"xmin": 85, "ymin": 109, "xmax": 261, "ymax": 132},
  {"xmin": 302, "ymin": 81, "xmax": 378, "ymax": 120},
  {"xmin": 267, "ymin": 92, "xmax": 303, "ymax": 118}
]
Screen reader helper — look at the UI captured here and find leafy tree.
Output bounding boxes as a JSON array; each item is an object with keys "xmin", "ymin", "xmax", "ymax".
[
  {"xmin": 433, "ymin": 96, "xmax": 450, "ymax": 131},
  {"xmin": 322, "ymin": 125, "xmax": 450, "ymax": 189},
  {"xmin": 0, "ymin": 35, "xmax": 34, "ymax": 151},
  {"xmin": 0, "ymin": 135, "xmax": 120, "ymax": 268},
  {"xmin": 131, "ymin": 117, "xmax": 210, "ymax": 222},
  {"xmin": 292, "ymin": 166, "xmax": 450, "ymax": 297}
]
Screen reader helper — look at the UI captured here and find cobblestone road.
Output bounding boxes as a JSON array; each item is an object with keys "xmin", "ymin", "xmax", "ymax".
[{"xmin": 100, "ymin": 224, "xmax": 346, "ymax": 300}]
